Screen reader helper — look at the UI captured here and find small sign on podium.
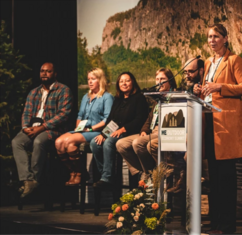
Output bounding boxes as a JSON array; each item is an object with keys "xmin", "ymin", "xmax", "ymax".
[{"xmin": 160, "ymin": 103, "xmax": 187, "ymax": 151}]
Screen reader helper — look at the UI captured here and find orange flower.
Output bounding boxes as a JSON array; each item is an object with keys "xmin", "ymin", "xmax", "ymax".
[
  {"xmin": 108, "ymin": 213, "xmax": 113, "ymax": 220},
  {"xmin": 144, "ymin": 185, "xmax": 148, "ymax": 189},
  {"xmin": 115, "ymin": 206, "xmax": 121, "ymax": 213},
  {"xmin": 151, "ymin": 203, "xmax": 159, "ymax": 210},
  {"xmin": 122, "ymin": 204, "xmax": 129, "ymax": 211},
  {"xmin": 139, "ymin": 180, "xmax": 146, "ymax": 187}
]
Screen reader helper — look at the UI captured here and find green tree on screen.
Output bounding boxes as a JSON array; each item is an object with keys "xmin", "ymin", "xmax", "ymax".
[{"xmin": 77, "ymin": 32, "xmax": 111, "ymax": 84}]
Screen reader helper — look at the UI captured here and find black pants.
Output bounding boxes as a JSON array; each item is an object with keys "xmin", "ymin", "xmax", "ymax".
[{"xmin": 205, "ymin": 113, "xmax": 237, "ymax": 233}]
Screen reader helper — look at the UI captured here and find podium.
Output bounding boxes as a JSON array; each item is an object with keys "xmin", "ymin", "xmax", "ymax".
[{"xmin": 144, "ymin": 91, "xmax": 221, "ymax": 235}]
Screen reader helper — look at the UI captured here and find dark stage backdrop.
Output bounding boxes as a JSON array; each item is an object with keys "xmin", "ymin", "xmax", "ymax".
[{"xmin": 1, "ymin": 0, "xmax": 78, "ymax": 126}]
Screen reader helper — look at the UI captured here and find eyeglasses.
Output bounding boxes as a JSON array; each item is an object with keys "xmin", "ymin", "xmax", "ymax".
[{"xmin": 182, "ymin": 68, "xmax": 199, "ymax": 75}]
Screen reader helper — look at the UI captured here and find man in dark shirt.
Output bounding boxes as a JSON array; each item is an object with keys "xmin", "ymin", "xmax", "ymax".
[{"xmin": 12, "ymin": 62, "xmax": 73, "ymax": 197}]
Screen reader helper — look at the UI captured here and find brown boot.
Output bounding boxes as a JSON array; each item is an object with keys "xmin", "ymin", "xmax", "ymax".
[
  {"xmin": 167, "ymin": 170, "xmax": 186, "ymax": 194},
  {"xmin": 68, "ymin": 173, "xmax": 81, "ymax": 185},
  {"xmin": 59, "ymin": 153, "xmax": 73, "ymax": 171},
  {"xmin": 59, "ymin": 153, "xmax": 77, "ymax": 186},
  {"xmin": 65, "ymin": 172, "xmax": 76, "ymax": 186}
]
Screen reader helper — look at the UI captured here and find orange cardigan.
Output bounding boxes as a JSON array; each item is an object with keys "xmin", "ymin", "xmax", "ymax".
[{"xmin": 202, "ymin": 49, "xmax": 242, "ymax": 160}]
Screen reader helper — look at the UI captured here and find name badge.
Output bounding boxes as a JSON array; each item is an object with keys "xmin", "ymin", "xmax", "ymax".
[
  {"xmin": 102, "ymin": 120, "xmax": 119, "ymax": 138},
  {"xmin": 150, "ymin": 114, "xmax": 158, "ymax": 130},
  {"xmin": 75, "ymin": 120, "xmax": 88, "ymax": 132},
  {"xmin": 36, "ymin": 109, "xmax": 44, "ymax": 118}
]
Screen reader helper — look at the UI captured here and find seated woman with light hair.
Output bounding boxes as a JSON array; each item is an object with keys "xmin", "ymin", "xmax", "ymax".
[
  {"xmin": 116, "ymin": 68, "xmax": 177, "ymax": 187},
  {"xmin": 55, "ymin": 68, "xmax": 113, "ymax": 185}
]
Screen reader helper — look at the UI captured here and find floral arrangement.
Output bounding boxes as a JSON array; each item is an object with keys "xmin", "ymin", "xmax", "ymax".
[{"xmin": 105, "ymin": 163, "xmax": 171, "ymax": 234}]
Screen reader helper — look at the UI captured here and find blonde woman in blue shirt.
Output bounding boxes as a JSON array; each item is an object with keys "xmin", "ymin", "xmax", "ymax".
[{"xmin": 55, "ymin": 68, "xmax": 113, "ymax": 185}]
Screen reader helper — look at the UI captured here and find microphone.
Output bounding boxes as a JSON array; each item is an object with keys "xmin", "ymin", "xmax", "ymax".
[{"xmin": 147, "ymin": 55, "xmax": 201, "ymax": 91}]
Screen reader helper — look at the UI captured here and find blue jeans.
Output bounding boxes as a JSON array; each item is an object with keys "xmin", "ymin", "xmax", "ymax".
[{"xmin": 90, "ymin": 135, "xmax": 124, "ymax": 183}]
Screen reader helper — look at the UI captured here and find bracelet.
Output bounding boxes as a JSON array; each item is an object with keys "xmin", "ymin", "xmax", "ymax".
[{"xmin": 89, "ymin": 128, "xmax": 93, "ymax": 132}]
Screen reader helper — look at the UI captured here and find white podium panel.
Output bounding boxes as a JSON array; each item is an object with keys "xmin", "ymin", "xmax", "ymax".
[{"xmin": 144, "ymin": 91, "xmax": 221, "ymax": 235}]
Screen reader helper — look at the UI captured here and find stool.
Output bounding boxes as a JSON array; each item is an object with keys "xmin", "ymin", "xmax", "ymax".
[
  {"xmin": 60, "ymin": 143, "xmax": 131, "ymax": 215},
  {"xmin": 60, "ymin": 142, "xmax": 94, "ymax": 213}
]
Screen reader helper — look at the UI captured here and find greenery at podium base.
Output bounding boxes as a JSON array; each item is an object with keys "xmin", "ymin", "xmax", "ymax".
[{"xmin": 105, "ymin": 163, "xmax": 171, "ymax": 234}]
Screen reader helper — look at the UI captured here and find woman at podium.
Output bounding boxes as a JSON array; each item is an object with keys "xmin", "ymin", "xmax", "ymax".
[
  {"xmin": 194, "ymin": 23, "xmax": 242, "ymax": 234},
  {"xmin": 116, "ymin": 68, "xmax": 177, "ymax": 187}
]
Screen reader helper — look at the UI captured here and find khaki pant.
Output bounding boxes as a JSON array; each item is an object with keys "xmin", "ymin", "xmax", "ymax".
[{"xmin": 116, "ymin": 126, "xmax": 158, "ymax": 175}]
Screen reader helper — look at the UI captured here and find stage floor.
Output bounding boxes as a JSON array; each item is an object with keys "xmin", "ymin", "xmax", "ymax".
[{"xmin": 0, "ymin": 203, "xmax": 241, "ymax": 234}]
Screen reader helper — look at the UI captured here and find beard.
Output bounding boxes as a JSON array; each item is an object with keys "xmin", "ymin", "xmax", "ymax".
[
  {"xmin": 41, "ymin": 77, "xmax": 56, "ymax": 85},
  {"xmin": 186, "ymin": 74, "xmax": 201, "ymax": 88}
]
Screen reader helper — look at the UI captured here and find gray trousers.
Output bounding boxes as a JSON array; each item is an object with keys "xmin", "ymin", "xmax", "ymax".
[
  {"xmin": 12, "ymin": 131, "xmax": 53, "ymax": 182},
  {"xmin": 116, "ymin": 126, "xmax": 158, "ymax": 175}
]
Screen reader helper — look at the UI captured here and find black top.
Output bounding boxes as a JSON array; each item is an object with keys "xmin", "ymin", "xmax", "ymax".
[{"xmin": 105, "ymin": 92, "xmax": 149, "ymax": 135}]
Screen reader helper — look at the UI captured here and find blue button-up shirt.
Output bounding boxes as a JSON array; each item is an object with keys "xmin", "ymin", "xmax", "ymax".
[{"xmin": 77, "ymin": 92, "xmax": 113, "ymax": 127}]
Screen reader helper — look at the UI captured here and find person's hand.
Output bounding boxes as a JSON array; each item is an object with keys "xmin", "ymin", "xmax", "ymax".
[
  {"xmin": 140, "ymin": 131, "xmax": 147, "ymax": 136},
  {"xmin": 193, "ymin": 83, "xmax": 202, "ymax": 95},
  {"xmin": 94, "ymin": 134, "xmax": 105, "ymax": 145},
  {"xmin": 202, "ymin": 82, "xmax": 222, "ymax": 97},
  {"xmin": 110, "ymin": 127, "xmax": 126, "ymax": 138},
  {"xmin": 22, "ymin": 127, "xmax": 32, "ymax": 135},
  {"xmin": 27, "ymin": 125, "xmax": 45, "ymax": 138}
]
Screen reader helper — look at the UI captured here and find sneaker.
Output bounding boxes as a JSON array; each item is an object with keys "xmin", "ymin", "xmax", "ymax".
[
  {"xmin": 18, "ymin": 185, "xmax": 25, "ymax": 194},
  {"xmin": 20, "ymin": 180, "xmax": 39, "ymax": 198}
]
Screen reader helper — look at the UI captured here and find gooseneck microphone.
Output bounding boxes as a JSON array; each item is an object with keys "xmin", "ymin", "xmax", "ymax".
[{"xmin": 147, "ymin": 55, "xmax": 201, "ymax": 91}]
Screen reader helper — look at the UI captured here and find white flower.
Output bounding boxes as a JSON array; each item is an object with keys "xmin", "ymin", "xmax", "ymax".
[
  {"xmin": 133, "ymin": 216, "xmax": 139, "ymax": 222},
  {"xmin": 139, "ymin": 203, "xmax": 145, "ymax": 208},
  {"xmin": 134, "ymin": 194, "xmax": 140, "ymax": 200},
  {"xmin": 157, "ymin": 220, "xmax": 160, "ymax": 225},
  {"xmin": 131, "ymin": 213, "xmax": 134, "ymax": 216},
  {"xmin": 138, "ymin": 193, "xmax": 143, "ymax": 197},
  {"xmin": 137, "ymin": 208, "xmax": 140, "ymax": 212},
  {"xmin": 133, "ymin": 224, "xmax": 137, "ymax": 227},
  {"xmin": 135, "ymin": 212, "xmax": 140, "ymax": 217},
  {"xmin": 116, "ymin": 222, "xmax": 123, "ymax": 229},
  {"xmin": 118, "ymin": 216, "xmax": 124, "ymax": 222}
]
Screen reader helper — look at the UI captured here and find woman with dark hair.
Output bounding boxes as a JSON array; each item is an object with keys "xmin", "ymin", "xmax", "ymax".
[
  {"xmin": 194, "ymin": 23, "xmax": 242, "ymax": 234},
  {"xmin": 90, "ymin": 72, "xmax": 149, "ymax": 188},
  {"xmin": 116, "ymin": 68, "xmax": 177, "ymax": 183}
]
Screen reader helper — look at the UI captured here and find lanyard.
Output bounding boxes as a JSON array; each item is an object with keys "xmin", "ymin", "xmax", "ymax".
[
  {"xmin": 207, "ymin": 53, "xmax": 225, "ymax": 82},
  {"xmin": 84, "ymin": 96, "xmax": 97, "ymax": 120}
]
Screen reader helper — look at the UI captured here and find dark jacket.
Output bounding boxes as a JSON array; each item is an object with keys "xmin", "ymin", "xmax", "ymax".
[{"xmin": 105, "ymin": 92, "xmax": 149, "ymax": 135}]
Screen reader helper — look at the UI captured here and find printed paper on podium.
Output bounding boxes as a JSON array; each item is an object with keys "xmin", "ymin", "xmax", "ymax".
[{"xmin": 160, "ymin": 103, "xmax": 187, "ymax": 151}]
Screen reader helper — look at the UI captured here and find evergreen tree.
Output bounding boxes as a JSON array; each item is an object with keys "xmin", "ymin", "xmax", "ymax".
[{"xmin": 0, "ymin": 21, "xmax": 32, "ymax": 159}]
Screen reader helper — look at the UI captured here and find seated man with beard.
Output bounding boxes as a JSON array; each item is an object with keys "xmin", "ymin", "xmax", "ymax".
[{"xmin": 12, "ymin": 62, "xmax": 73, "ymax": 198}]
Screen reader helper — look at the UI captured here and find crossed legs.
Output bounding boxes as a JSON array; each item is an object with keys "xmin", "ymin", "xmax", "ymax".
[{"xmin": 55, "ymin": 133, "xmax": 88, "ymax": 185}]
